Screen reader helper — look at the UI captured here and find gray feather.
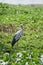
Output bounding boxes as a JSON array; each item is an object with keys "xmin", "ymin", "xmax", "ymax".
[
  {"xmin": 14, "ymin": 29, "xmax": 23, "ymax": 41},
  {"xmin": 11, "ymin": 24, "xmax": 24, "ymax": 47}
]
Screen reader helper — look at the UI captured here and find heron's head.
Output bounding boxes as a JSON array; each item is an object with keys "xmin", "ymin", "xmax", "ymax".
[{"xmin": 20, "ymin": 24, "xmax": 23, "ymax": 29}]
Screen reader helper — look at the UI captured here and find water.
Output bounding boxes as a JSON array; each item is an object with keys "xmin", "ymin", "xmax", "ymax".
[{"xmin": 0, "ymin": 0, "xmax": 43, "ymax": 5}]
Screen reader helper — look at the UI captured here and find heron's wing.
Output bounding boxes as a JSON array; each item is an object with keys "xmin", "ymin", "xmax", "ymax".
[
  {"xmin": 14, "ymin": 33, "xmax": 20, "ymax": 41},
  {"xmin": 14, "ymin": 29, "xmax": 23, "ymax": 41}
]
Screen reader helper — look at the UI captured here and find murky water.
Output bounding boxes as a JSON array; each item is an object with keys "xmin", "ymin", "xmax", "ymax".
[{"xmin": 0, "ymin": 0, "xmax": 43, "ymax": 5}]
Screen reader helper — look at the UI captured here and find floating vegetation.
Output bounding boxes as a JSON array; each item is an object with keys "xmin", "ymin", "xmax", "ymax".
[{"xmin": 0, "ymin": 3, "xmax": 43, "ymax": 65}]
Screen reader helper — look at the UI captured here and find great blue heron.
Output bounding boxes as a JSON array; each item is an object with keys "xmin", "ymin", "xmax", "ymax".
[{"xmin": 11, "ymin": 24, "xmax": 24, "ymax": 47}]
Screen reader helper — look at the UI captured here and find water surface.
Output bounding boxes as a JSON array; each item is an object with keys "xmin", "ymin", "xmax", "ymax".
[{"xmin": 0, "ymin": 0, "xmax": 43, "ymax": 5}]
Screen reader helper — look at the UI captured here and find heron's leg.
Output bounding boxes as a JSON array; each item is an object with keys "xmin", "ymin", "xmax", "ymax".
[{"xmin": 15, "ymin": 42, "xmax": 19, "ymax": 49}]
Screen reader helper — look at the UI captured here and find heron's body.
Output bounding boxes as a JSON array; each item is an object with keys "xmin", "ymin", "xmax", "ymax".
[{"xmin": 11, "ymin": 24, "xmax": 23, "ymax": 47}]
